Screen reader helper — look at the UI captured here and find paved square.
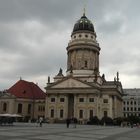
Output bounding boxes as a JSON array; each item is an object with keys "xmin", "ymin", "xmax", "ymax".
[{"xmin": 0, "ymin": 123, "xmax": 140, "ymax": 140}]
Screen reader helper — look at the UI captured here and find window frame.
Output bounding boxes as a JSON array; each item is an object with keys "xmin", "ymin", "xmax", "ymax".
[
  {"xmin": 60, "ymin": 98, "xmax": 65, "ymax": 102},
  {"xmin": 51, "ymin": 97, "xmax": 55, "ymax": 102},
  {"xmin": 79, "ymin": 98, "xmax": 84, "ymax": 102}
]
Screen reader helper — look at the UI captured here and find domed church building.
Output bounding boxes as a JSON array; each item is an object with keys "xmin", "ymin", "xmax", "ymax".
[{"xmin": 45, "ymin": 12, "xmax": 123, "ymax": 124}]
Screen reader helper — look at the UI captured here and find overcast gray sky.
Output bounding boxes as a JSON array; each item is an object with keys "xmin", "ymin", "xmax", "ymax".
[{"xmin": 0, "ymin": 0, "xmax": 140, "ymax": 90}]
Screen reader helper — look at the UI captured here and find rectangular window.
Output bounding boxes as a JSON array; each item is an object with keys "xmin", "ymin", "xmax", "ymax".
[
  {"xmin": 79, "ymin": 98, "xmax": 84, "ymax": 102},
  {"xmin": 50, "ymin": 109, "xmax": 54, "ymax": 118},
  {"xmin": 104, "ymin": 111, "xmax": 108, "ymax": 117},
  {"xmin": 124, "ymin": 113, "xmax": 126, "ymax": 117},
  {"xmin": 89, "ymin": 98, "xmax": 94, "ymax": 102},
  {"xmin": 60, "ymin": 109, "xmax": 63, "ymax": 118},
  {"xmin": 28, "ymin": 104, "xmax": 31, "ymax": 114},
  {"xmin": 51, "ymin": 98, "xmax": 55, "ymax": 102},
  {"xmin": 43, "ymin": 106, "xmax": 45, "ymax": 111},
  {"xmin": 134, "ymin": 107, "xmax": 137, "ymax": 111},
  {"xmin": 17, "ymin": 104, "xmax": 22, "ymax": 114},
  {"xmin": 123, "ymin": 107, "xmax": 125, "ymax": 111},
  {"xmin": 3, "ymin": 103, "xmax": 7, "ymax": 112},
  {"xmin": 89, "ymin": 110, "xmax": 93, "ymax": 118},
  {"xmin": 79, "ymin": 110, "xmax": 83, "ymax": 118},
  {"xmin": 103, "ymin": 99, "xmax": 108, "ymax": 103},
  {"xmin": 127, "ymin": 107, "xmax": 129, "ymax": 111},
  {"xmin": 38, "ymin": 106, "xmax": 40, "ymax": 111},
  {"xmin": 38, "ymin": 106, "xmax": 45, "ymax": 112},
  {"xmin": 60, "ymin": 98, "xmax": 65, "ymax": 102}
]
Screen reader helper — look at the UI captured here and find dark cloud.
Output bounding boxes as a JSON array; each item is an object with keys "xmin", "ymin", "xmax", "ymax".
[
  {"xmin": 0, "ymin": 0, "xmax": 140, "ymax": 90},
  {"xmin": 0, "ymin": 0, "xmax": 82, "ymax": 23}
]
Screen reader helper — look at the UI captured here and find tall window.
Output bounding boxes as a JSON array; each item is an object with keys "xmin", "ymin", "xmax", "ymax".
[
  {"xmin": 79, "ymin": 110, "xmax": 83, "ymax": 118},
  {"xmin": 60, "ymin": 109, "xmax": 63, "ymax": 118},
  {"xmin": 124, "ymin": 113, "xmax": 126, "ymax": 117},
  {"xmin": 89, "ymin": 110, "xmax": 93, "ymax": 118},
  {"xmin": 17, "ymin": 103, "xmax": 22, "ymax": 113},
  {"xmin": 43, "ymin": 106, "xmax": 45, "ymax": 111},
  {"xmin": 28, "ymin": 104, "xmax": 31, "ymax": 114},
  {"xmin": 3, "ymin": 102, "xmax": 7, "ymax": 112},
  {"xmin": 104, "ymin": 111, "xmax": 108, "ymax": 117},
  {"xmin": 50, "ymin": 109, "xmax": 54, "ymax": 118},
  {"xmin": 85, "ymin": 61, "xmax": 87, "ymax": 67}
]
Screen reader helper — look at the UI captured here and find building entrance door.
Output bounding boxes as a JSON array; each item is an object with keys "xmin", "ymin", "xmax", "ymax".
[{"xmin": 68, "ymin": 94, "xmax": 74, "ymax": 118}]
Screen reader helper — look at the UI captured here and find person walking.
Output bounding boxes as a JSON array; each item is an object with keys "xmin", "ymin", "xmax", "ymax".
[
  {"xmin": 66, "ymin": 118, "xmax": 70, "ymax": 128},
  {"xmin": 39, "ymin": 117, "xmax": 43, "ymax": 127},
  {"xmin": 73, "ymin": 118, "xmax": 78, "ymax": 128}
]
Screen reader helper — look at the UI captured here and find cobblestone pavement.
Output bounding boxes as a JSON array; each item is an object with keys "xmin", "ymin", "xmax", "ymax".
[{"xmin": 0, "ymin": 123, "xmax": 139, "ymax": 140}]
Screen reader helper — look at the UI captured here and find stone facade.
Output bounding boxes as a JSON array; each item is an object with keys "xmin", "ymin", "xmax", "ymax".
[{"xmin": 45, "ymin": 13, "xmax": 123, "ymax": 124}]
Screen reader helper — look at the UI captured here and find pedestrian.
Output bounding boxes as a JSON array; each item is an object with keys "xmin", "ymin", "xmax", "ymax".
[
  {"xmin": 66, "ymin": 118, "xmax": 70, "ymax": 128},
  {"xmin": 73, "ymin": 118, "xmax": 78, "ymax": 128},
  {"xmin": 39, "ymin": 117, "xmax": 43, "ymax": 127},
  {"xmin": 36, "ymin": 119, "xmax": 39, "ymax": 127}
]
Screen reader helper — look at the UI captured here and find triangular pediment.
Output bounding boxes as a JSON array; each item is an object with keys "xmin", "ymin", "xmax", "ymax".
[{"xmin": 51, "ymin": 78, "xmax": 92, "ymax": 88}]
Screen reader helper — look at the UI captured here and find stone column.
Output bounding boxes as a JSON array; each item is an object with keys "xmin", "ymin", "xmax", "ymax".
[
  {"xmin": 97, "ymin": 95, "xmax": 100, "ymax": 118},
  {"xmin": 74, "ymin": 94, "xmax": 76, "ymax": 117},
  {"xmin": 109, "ymin": 96, "xmax": 113, "ymax": 118},
  {"xmin": 45, "ymin": 95, "xmax": 49, "ymax": 119},
  {"xmin": 56, "ymin": 94, "xmax": 59, "ymax": 119},
  {"xmin": 114, "ymin": 96, "xmax": 117, "ymax": 118},
  {"xmin": 85, "ymin": 94, "xmax": 88, "ymax": 120}
]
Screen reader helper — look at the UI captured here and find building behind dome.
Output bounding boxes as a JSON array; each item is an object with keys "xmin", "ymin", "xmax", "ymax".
[
  {"xmin": 123, "ymin": 88, "xmax": 140, "ymax": 117},
  {"xmin": 45, "ymin": 13, "xmax": 123, "ymax": 124}
]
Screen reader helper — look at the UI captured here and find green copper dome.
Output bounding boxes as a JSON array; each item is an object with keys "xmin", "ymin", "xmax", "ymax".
[{"xmin": 72, "ymin": 14, "xmax": 95, "ymax": 34}]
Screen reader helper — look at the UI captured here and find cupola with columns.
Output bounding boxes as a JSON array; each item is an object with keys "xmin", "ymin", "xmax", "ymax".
[{"xmin": 66, "ymin": 11, "xmax": 101, "ymax": 83}]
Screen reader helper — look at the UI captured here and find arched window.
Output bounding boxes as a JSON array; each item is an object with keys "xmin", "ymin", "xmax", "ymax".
[
  {"xmin": 3, "ymin": 102, "xmax": 7, "ymax": 111},
  {"xmin": 17, "ymin": 103, "xmax": 22, "ymax": 113}
]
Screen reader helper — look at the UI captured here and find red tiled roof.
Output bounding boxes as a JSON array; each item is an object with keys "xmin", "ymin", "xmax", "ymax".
[{"xmin": 7, "ymin": 80, "xmax": 46, "ymax": 99}]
